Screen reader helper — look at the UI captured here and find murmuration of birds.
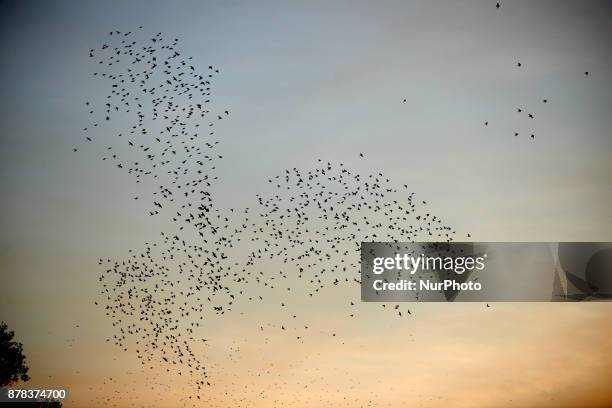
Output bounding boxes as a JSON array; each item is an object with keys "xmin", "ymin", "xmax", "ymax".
[{"xmin": 77, "ymin": 28, "xmax": 464, "ymax": 403}]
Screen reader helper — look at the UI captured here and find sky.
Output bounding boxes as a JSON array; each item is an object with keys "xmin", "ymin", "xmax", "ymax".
[{"xmin": 1, "ymin": 1, "xmax": 612, "ymax": 407}]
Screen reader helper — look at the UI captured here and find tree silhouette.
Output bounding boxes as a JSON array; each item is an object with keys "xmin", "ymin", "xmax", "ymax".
[
  {"xmin": 0, "ymin": 321, "xmax": 29, "ymax": 387},
  {"xmin": 0, "ymin": 321, "xmax": 61, "ymax": 407}
]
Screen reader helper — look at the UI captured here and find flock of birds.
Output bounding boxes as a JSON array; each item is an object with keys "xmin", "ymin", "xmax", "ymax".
[
  {"xmin": 488, "ymin": 0, "xmax": 593, "ymax": 140},
  {"xmin": 479, "ymin": 61, "xmax": 590, "ymax": 140},
  {"xmin": 74, "ymin": 27, "xmax": 465, "ymax": 404}
]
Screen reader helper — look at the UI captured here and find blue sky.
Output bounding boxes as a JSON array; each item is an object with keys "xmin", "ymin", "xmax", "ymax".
[{"xmin": 1, "ymin": 1, "xmax": 611, "ymax": 407}]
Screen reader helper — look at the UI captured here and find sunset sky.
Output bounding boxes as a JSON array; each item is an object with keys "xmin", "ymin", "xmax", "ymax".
[{"xmin": 1, "ymin": 1, "xmax": 612, "ymax": 407}]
